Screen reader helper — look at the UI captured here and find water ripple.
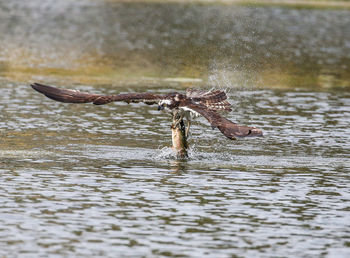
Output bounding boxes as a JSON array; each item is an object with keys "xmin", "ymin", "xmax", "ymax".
[{"xmin": 1, "ymin": 82, "xmax": 349, "ymax": 257}]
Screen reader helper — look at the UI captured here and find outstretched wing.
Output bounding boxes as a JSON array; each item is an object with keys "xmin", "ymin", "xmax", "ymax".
[
  {"xmin": 31, "ymin": 83, "xmax": 163, "ymax": 105},
  {"xmin": 186, "ymin": 88, "xmax": 227, "ymax": 99},
  {"xmin": 186, "ymin": 88, "xmax": 232, "ymax": 112},
  {"xmin": 185, "ymin": 104, "xmax": 263, "ymax": 139}
]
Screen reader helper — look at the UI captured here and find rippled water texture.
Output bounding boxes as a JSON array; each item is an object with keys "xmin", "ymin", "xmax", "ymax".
[
  {"xmin": 1, "ymin": 80, "xmax": 349, "ymax": 256},
  {"xmin": 1, "ymin": 0, "xmax": 350, "ymax": 256},
  {"xmin": 0, "ymin": 0, "xmax": 350, "ymax": 87}
]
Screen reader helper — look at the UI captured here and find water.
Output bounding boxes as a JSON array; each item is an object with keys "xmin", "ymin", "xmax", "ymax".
[
  {"xmin": 0, "ymin": 0, "xmax": 350, "ymax": 87},
  {"xmin": 1, "ymin": 80, "xmax": 349, "ymax": 257},
  {"xmin": 1, "ymin": 0, "xmax": 350, "ymax": 257}
]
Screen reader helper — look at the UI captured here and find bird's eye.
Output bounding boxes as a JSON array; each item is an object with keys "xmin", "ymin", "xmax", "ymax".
[{"xmin": 157, "ymin": 104, "xmax": 165, "ymax": 111}]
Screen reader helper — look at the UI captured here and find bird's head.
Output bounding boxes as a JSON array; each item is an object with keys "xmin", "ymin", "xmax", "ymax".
[
  {"xmin": 158, "ymin": 93, "xmax": 184, "ymax": 111},
  {"xmin": 157, "ymin": 99, "xmax": 172, "ymax": 110}
]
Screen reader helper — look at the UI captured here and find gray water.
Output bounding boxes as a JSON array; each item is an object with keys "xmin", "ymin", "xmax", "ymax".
[
  {"xmin": 0, "ymin": 0, "xmax": 350, "ymax": 87},
  {"xmin": 1, "ymin": 0, "xmax": 350, "ymax": 257},
  {"xmin": 1, "ymin": 81, "xmax": 349, "ymax": 257}
]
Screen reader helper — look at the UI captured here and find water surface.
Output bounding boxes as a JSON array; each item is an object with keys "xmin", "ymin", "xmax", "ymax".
[
  {"xmin": 1, "ymin": 0, "xmax": 350, "ymax": 256},
  {"xmin": 0, "ymin": 0, "xmax": 350, "ymax": 87},
  {"xmin": 1, "ymin": 80, "xmax": 349, "ymax": 257}
]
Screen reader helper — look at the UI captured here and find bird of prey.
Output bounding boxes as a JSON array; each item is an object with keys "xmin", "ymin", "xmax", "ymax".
[{"xmin": 31, "ymin": 83, "xmax": 263, "ymax": 139}]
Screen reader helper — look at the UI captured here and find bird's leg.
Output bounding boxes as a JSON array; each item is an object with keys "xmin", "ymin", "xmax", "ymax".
[
  {"xmin": 185, "ymin": 118, "xmax": 191, "ymax": 138},
  {"xmin": 172, "ymin": 110, "xmax": 183, "ymax": 129},
  {"xmin": 175, "ymin": 115, "xmax": 183, "ymax": 128}
]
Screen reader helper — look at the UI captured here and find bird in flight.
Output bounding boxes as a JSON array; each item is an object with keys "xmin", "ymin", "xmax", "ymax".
[{"xmin": 31, "ymin": 83, "xmax": 263, "ymax": 139}]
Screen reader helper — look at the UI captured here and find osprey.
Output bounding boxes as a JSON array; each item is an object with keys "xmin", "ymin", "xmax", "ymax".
[{"xmin": 31, "ymin": 83, "xmax": 263, "ymax": 139}]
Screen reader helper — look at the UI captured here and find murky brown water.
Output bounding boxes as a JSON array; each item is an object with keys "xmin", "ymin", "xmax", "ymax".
[{"xmin": 1, "ymin": 0, "xmax": 350, "ymax": 257}]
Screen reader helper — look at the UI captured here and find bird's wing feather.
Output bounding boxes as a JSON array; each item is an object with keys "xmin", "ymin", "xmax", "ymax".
[
  {"xmin": 31, "ymin": 83, "xmax": 162, "ymax": 105},
  {"xmin": 186, "ymin": 88, "xmax": 231, "ymax": 112},
  {"xmin": 186, "ymin": 104, "xmax": 263, "ymax": 139}
]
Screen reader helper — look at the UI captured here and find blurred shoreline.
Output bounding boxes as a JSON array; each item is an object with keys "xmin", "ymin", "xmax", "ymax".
[
  {"xmin": 0, "ymin": 0, "xmax": 349, "ymax": 89},
  {"xmin": 104, "ymin": 0, "xmax": 350, "ymax": 9}
]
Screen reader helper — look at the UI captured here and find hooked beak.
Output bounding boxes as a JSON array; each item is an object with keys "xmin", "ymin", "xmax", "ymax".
[{"xmin": 158, "ymin": 104, "xmax": 164, "ymax": 111}]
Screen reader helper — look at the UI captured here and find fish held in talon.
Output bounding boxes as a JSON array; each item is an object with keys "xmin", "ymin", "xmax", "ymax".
[{"xmin": 31, "ymin": 83, "xmax": 263, "ymax": 140}]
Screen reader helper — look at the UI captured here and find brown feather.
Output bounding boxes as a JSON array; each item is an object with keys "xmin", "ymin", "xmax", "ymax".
[
  {"xmin": 31, "ymin": 83, "xmax": 162, "ymax": 105},
  {"xmin": 31, "ymin": 83, "xmax": 100, "ymax": 103},
  {"xmin": 31, "ymin": 83, "xmax": 262, "ymax": 140},
  {"xmin": 186, "ymin": 104, "xmax": 263, "ymax": 139},
  {"xmin": 186, "ymin": 89, "xmax": 226, "ymax": 100},
  {"xmin": 186, "ymin": 89, "xmax": 232, "ymax": 112}
]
